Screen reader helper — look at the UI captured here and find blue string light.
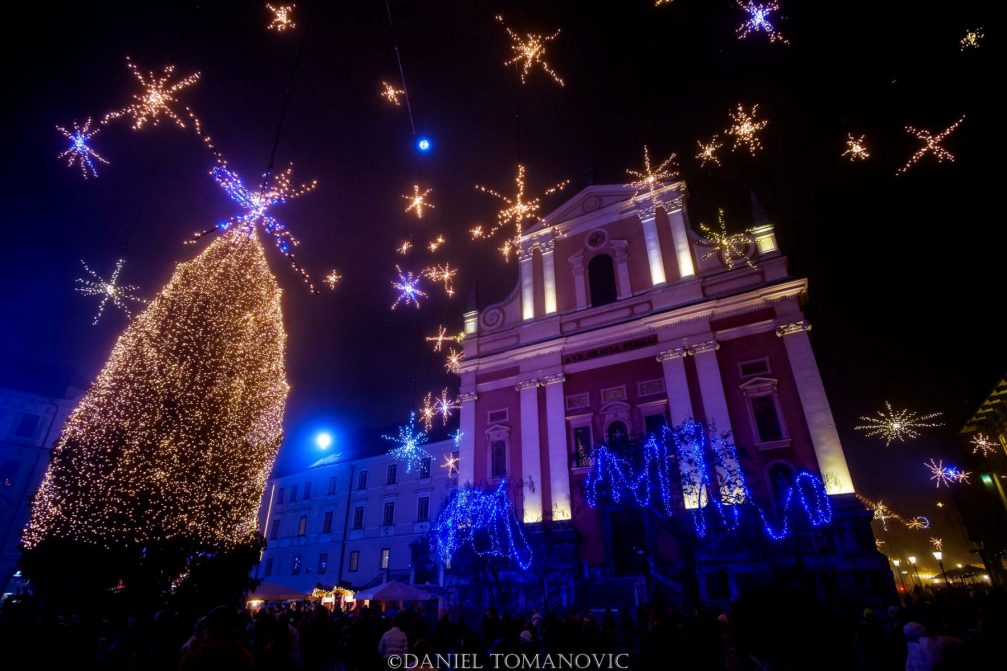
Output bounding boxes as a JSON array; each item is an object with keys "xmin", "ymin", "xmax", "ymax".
[
  {"xmin": 430, "ymin": 479, "xmax": 532, "ymax": 570},
  {"xmin": 383, "ymin": 412, "xmax": 432, "ymax": 473},
  {"xmin": 585, "ymin": 420, "xmax": 833, "ymax": 542}
]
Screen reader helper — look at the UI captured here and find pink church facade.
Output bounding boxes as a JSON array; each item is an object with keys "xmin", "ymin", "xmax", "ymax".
[{"xmin": 454, "ymin": 181, "xmax": 885, "ymax": 601}]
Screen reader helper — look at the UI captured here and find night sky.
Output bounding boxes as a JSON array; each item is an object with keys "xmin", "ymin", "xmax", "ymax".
[{"xmin": 2, "ymin": 2, "xmax": 1001, "ymax": 565}]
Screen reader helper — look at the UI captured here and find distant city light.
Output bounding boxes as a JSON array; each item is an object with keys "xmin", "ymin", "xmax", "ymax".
[{"xmin": 315, "ymin": 432, "xmax": 333, "ymax": 449}]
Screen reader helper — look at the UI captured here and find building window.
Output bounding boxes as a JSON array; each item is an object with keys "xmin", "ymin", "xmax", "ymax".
[
  {"xmin": 606, "ymin": 421, "xmax": 629, "ymax": 444},
  {"xmin": 739, "ymin": 358, "xmax": 771, "ymax": 378},
  {"xmin": 644, "ymin": 413, "xmax": 667, "ymax": 438},
  {"xmin": 572, "ymin": 426, "xmax": 593, "ymax": 468},
  {"xmin": 419, "ymin": 457, "xmax": 431, "ymax": 479},
  {"xmin": 290, "ymin": 484, "xmax": 298, "ymax": 501},
  {"xmin": 380, "ymin": 548, "xmax": 391, "ymax": 570},
  {"xmin": 303, "ymin": 482, "xmax": 312, "ymax": 499},
  {"xmin": 357, "ymin": 470, "xmax": 368, "ymax": 490},
  {"xmin": 270, "ymin": 519, "xmax": 280, "ymax": 540},
  {"xmin": 264, "ymin": 558, "xmax": 273, "ymax": 577},
  {"xmin": 417, "ymin": 496, "xmax": 430, "ymax": 522},
  {"xmin": 751, "ymin": 395, "xmax": 784, "ymax": 442},
  {"xmin": 352, "ymin": 505, "xmax": 364, "ymax": 530},
  {"xmin": 318, "ymin": 553, "xmax": 328, "ymax": 574},
  {"xmin": 386, "ymin": 464, "xmax": 397, "ymax": 485},
  {"xmin": 322, "ymin": 510, "xmax": 333, "ymax": 534},
  {"xmin": 1, "ymin": 460, "xmax": 19, "ymax": 488},
  {"xmin": 276, "ymin": 487, "xmax": 284, "ymax": 505},
  {"xmin": 488, "ymin": 408, "xmax": 509, "ymax": 423},
  {"xmin": 349, "ymin": 551, "xmax": 359, "ymax": 572},
  {"xmin": 448, "ymin": 451, "xmax": 460, "ymax": 477},
  {"xmin": 491, "ymin": 440, "xmax": 507, "ymax": 478},
  {"xmin": 292, "ymin": 554, "xmax": 302, "ymax": 575},
  {"xmin": 297, "ymin": 515, "xmax": 307, "ymax": 536},
  {"xmin": 328, "ymin": 476, "xmax": 338, "ymax": 496},
  {"xmin": 13, "ymin": 413, "xmax": 40, "ymax": 439},
  {"xmin": 588, "ymin": 254, "xmax": 617, "ymax": 307},
  {"xmin": 382, "ymin": 501, "xmax": 395, "ymax": 527}
]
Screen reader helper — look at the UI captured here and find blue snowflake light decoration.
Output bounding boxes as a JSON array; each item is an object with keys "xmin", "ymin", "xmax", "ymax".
[
  {"xmin": 390, "ymin": 265, "xmax": 429, "ymax": 309},
  {"xmin": 189, "ymin": 163, "xmax": 318, "ymax": 290},
  {"xmin": 736, "ymin": 1, "xmax": 788, "ymax": 45},
  {"xmin": 431, "ymin": 479, "xmax": 532, "ymax": 570},
  {"xmin": 383, "ymin": 412, "xmax": 432, "ymax": 473},
  {"xmin": 56, "ymin": 118, "xmax": 109, "ymax": 179}
]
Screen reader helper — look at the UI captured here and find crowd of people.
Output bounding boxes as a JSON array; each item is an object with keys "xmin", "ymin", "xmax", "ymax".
[{"xmin": 1, "ymin": 586, "xmax": 1004, "ymax": 670}]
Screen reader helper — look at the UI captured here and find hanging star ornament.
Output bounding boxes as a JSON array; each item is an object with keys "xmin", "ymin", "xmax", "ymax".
[
  {"xmin": 699, "ymin": 209, "xmax": 757, "ymax": 270},
  {"xmin": 855, "ymin": 402, "xmax": 943, "ymax": 445},
  {"xmin": 726, "ymin": 104, "xmax": 769, "ymax": 155},
  {"xmin": 103, "ymin": 57, "xmax": 200, "ymax": 130},
  {"xmin": 56, "ymin": 118, "xmax": 109, "ymax": 179},
  {"xmin": 266, "ymin": 4, "xmax": 296, "ymax": 32},
  {"xmin": 383, "ymin": 412, "xmax": 432, "ymax": 473},
  {"xmin": 403, "ymin": 185, "xmax": 434, "ymax": 219},
  {"xmin": 474, "ymin": 164, "xmax": 570, "ymax": 261},
  {"xmin": 930, "ymin": 537, "xmax": 943, "ymax": 552},
  {"xmin": 426, "ymin": 325, "xmax": 463, "ymax": 352},
  {"xmin": 323, "ymin": 270, "xmax": 342, "ymax": 290},
  {"xmin": 925, "ymin": 459, "xmax": 968, "ymax": 488},
  {"xmin": 695, "ymin": 136, "xmax": 723, "ymax": 167},
  {"xmin": 971, "ymin": 433, "xmax": 997, "ymax": 457},
  {"xmin": 419, "ymin": 392, "xmax": 437, "ymax": 432},
  {"xmin": 423, "ymin": 263, "xmax": 457, "ymax": 297},
  {"xmin": 380, "ymin": 81, "xmax": 405, "ymax": 106},
  {"xmin": 896, "ymin": 116, "xmax": 965, "ymax": 175},
  {"xmin": 906, "ymin": 516, "xmax": 929, "ymax": 530},
  {"xmin": 496, "ymin": 15, "xmax": 564, "ymax": 86},
  {"xmin": 442, "ymin": 452, "xmax": 460, "ymax": 475},
  {"xmin": 626, "ymin": 146, "xmax": 678, "ymax": 215},
  {"xmin": 445, "ymin": 347, "xmax": 463, "ymax": 374},
  {"xmin": 736, "ymin": 1, "xmax": 788, "ymax": 44},
  {"xmin": 434, "ymin": 388, "xmax": 460, "ymax": 425},
  {"xmin": 427, "ymin": 235, "xmax": 446, "ymax": 253},
  {"xmin": 843, "ymin": 133, "xmax": 871, "ymax": 161},
  {"xmin": 76, "ymin": 259, "xmax": 145, "ymax": 325},
  {"xmin": 390, "ymin": 265, "xmax": 428, "ymax": 309},
  {"xmin": 190, "ymin": 163, "xmax": 318, "ymax": 291},
  {"xmin": 396, "ymin": 240, "xmax": 413, "ymax": 255},
  {"xmin": 960, "ymin": 28, "xmax": 983, "ymax": 51},
  {"xmin": 872, "ymin": 500, "xmax": 894, "ymax": 531}
]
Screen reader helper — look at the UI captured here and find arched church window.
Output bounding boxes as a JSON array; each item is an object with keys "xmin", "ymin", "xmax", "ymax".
[
  {"xmin": 606, "ymin": 420, "xmax": 628, "ymax": 445},
  {"xmin": 588, "ymin": 254, "xmax": 617, "ymax": 307}
]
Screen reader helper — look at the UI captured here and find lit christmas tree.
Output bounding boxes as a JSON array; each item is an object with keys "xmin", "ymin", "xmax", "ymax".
[{"xmin": 22, "ymin": 228, "xmax": 287, "ymax": 603}]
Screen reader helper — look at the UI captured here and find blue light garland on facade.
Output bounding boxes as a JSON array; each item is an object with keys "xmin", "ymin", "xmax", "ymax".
[
  {"xmin": 431, "ymin": 479, "xmax": 532, "ymax": 570},
  {"xmin": 585, "ymin": 420, "xmax": 833, "ymax": 542}
]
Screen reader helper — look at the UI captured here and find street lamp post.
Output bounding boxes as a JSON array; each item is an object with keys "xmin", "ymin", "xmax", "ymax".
[
  {"xmin": 892, "ymin": 559, "xmax": 907, "ymax": 594},
  {"xmin": 933, "ymin": 551, "xmax": 950, "ymax": 587},
  {"xmin": 908, "ymin": 555, "xmax": 920, "ymax": 590}
]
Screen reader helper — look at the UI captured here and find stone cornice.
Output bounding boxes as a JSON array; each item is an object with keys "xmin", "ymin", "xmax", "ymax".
[
  {"xmin": 458, "ymin": 391, "xmax": 478, "ymax": 403},
  {"xmin": 541, "ymin": 373, "xmax": 566, "ymax": 386},
  {"xmin": 688, "ymin": 340, "xmax": 720, "ymax": 355},
  {"xmin": 775, "ymin": 320, "xmax": 812, "ymax": 337},
  {"xmin": 656, "ymin": 347, "xmax": 688, "ymax": 362},
  {"xmin": 515, "ymin": 378, "xmax": 541, "ymax": 391}
]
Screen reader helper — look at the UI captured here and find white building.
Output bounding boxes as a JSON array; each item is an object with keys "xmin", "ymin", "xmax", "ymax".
[{"xmin": 256, "ymin": 438, "xmax": 458, "ymax": 594}]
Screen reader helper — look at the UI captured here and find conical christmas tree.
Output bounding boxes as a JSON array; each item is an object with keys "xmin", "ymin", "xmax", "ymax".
[{"xmin": 23, "ymin": 229, "xmax": 287, "ymax": 555}]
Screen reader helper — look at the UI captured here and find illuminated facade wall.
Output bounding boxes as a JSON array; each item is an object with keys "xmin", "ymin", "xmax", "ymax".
[
  {"xmin": 256, "ymin": 438, "xmax": 456, "ymax": 594},
  {"xmin": 455, "ymin": 181, "xmax": 856, "ymax": 566}
]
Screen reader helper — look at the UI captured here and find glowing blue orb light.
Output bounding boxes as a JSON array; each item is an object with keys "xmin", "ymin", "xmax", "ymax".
[
  {"xmin": 416, "ymin": 136, "xmax": 432, "ymax": 154},
  {"xmin": 315, "ymin": 432, "xmax": 333, "ymax": 450}
]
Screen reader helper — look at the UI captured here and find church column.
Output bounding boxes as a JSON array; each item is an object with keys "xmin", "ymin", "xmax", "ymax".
[
  {"xmin": 542, "ymin": 374, "xmax": 571, "ymax": 521},
  {"xmin": 519, "ymin": 247, "xmax": 535, "ymax": 321},
  {"xmin": 568, "ymin": 253, "xmax": 587, "ymax": 309},
  {"xmin": 640, "ymin": 214, "xmax": 667, "ymax": 286},
  {"xmin": 776, "ymin": 320, "xmax": 855, "ymax": 494},
  {"xmin": 457, "ymin": 391, "xmax": 478, "ymax": 485},
  {"xmin": 690, "ymin": 340, "xmax": 745, "ymax": 504},
  {"xmin": 664, "ymin": 201, "xmax": 696, "ymax": 278},
  {"xmin": 541, "ymin": 240, "xmax": 558, "ymax": 315},
  {"xmin": 517, "ymin": 378, "xmax": 544, "ymax": 522},
  {"xmin": 611, "ymin": 241, "xmax": 633, "ymax": 299},
  {"xmin": 657, "ymin": 348, "xmax": 704, "ymax": 508}
]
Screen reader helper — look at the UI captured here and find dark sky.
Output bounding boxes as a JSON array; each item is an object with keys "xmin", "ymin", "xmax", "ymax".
[{"xmin": 2, "ymin": 2, "xmax": 1001, "ymax": 564}]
